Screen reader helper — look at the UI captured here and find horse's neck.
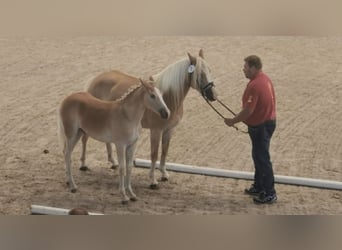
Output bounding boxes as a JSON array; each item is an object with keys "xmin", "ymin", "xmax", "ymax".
[
  {"xmin": 164, "ymin": 78, "xmax": 190, "ymax": 113},
  {"xmin": 119, "ymin": 87, "xmax": 146, "ymax": 121}
]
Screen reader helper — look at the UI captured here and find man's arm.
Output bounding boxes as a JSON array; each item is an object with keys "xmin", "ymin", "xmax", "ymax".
[{"xmin": 224, "ymin": 107, "xmax": 252, "ymax": 127}]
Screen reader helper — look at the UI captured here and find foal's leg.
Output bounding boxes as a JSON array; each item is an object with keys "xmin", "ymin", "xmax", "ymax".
[
  {"xmin": 64, "ymin": 130, "xmax": 83, "ymax": 192},
  {"xmin": 80, "ymin": 134, "xmax": 89, "ymax": 171},
  {"xmin": 115, "ymin": 144, "xmax": 130, "ymax": 204},
  {"xmin": 125, "ymin": 142, "xmax": 138, "ymax": 201},
  {"xmin": 106, "ymin": 143, "xmax": 118, "ymax": 169},
  {"xmin": 149, "ymin": 129, "xmax": 162, "ymax": 189},
  {"xmin": 159, "ymin": 128, "xmax": 174, "ymax": 181}
]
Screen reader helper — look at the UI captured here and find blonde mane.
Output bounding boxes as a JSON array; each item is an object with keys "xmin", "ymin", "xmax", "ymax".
[{"xmin": 151, "ymin": 57, "xmax": 205, "ymax": 110}]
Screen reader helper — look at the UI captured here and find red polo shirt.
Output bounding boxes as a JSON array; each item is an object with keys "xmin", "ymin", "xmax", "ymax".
[{"xmin": 242, "ymin": 71, "xmax": 276, "ymax": 126}]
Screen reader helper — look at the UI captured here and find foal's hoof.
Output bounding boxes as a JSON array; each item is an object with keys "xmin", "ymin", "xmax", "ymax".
[
  {"xmin": 160, "ymin": 177, "xmax": 169, "ymax": 182},
  {"xmin": 121, "ymin": 200, "xmax": 129, "ymax": 205},
  {"xmin": 130, "ymin": 197, "xmax": 138, "ymax": 202},
  {"xmin": 79, "ymin": 166, "xmax": 89, "ymax": 171},
  {"xmin": 149, "ymin": 184, "xmax": 159, "ymax": 190}
]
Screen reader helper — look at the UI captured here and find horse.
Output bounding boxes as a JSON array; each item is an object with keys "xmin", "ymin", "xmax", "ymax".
[
  {"xmin": 83, "ymin": 49, "xmax": 218, "ymax": 189},
  {"xmin": 58, "ymin": 79, "xmax": 170, "ymax": 204}
]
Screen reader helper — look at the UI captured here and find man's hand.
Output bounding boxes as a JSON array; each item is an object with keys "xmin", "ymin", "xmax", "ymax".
[{"xmin": 224, "ymin": 118, "xmax": 235, "ymax": 127}]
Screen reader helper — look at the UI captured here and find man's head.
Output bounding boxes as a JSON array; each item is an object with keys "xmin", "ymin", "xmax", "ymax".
[{"xmin": 243, "ymin": 55, "xmax": 262, "ymax": 79}]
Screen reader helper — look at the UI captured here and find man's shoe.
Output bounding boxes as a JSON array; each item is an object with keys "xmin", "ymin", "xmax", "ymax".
[
  {"xmin": 244, "ymin": 184, "xmax": 262, "ymax": 196},
  {"xmin": 253, "ymin": 192, "xmax": 277, "ymax": 204}
]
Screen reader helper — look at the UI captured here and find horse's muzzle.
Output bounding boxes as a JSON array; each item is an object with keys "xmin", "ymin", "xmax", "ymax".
[
  {"xmin": 201, "ymin": 82, "xmax": 216, "ymax": 101},
  {"xmin": 159, "ymin": 109, "xmax": 170, "ymax": 119}
]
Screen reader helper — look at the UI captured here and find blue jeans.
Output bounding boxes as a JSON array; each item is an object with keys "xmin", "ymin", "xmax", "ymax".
[{"xmin": 248, "ymin": 120, "xmax": 276, "ymax": 195}]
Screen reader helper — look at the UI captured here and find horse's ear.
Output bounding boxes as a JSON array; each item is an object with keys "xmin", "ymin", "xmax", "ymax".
[
  {"xmin": 199, "ymin": 49, "xmax": 204, "ymax": 59},
  {"xmin": 149, "ymin": 75, "xmax": 154, "ymax": 81},
  {"xmin": 187, "ymin": 52, "xmax": 197, "ymax": 65}
]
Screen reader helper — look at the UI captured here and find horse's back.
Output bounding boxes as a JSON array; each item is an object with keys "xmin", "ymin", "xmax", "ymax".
[
  {"xmin": 88, "ymin": 70, "xmax": 139, "ymax": 100},
  {"xmin": 60, "ymin": 92, "xmax": 112, "ymax": 122},
  {"xmin": 62, "ymin": 92, "xmax": 116, "ymax": 114},
  {"xmin": 60, "ymin": 92, "xmax": 117, "ymax": 139}
]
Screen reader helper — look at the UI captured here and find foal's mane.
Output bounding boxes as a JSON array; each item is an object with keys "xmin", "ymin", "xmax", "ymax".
[
  {"xmin": 116, "ymin": 84, "xmax": 141, "ymax": 102},
  {"xmin": 152, "ymin": 57, "xmax": 203, "ymax": 111}
]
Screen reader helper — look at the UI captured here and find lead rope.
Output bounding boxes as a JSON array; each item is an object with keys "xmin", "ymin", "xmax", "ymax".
[{"xmin": 203, "ymin": 96, "xmax": 248, "ymax": 134}]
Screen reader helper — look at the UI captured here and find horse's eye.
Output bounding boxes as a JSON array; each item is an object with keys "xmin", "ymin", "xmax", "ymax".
[{"xmin": 150, "ymin": 94, "xmax": 156, "ymax": 99}]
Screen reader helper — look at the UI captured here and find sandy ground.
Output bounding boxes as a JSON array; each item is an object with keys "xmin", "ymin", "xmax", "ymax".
[{"xmin": 0, "ymin": 36, "xmax": 341, "ymax": 215}]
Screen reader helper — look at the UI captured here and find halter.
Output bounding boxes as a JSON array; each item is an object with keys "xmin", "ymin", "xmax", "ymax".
[
  {"xmin": 188, "ymin": 64, "xmax": 215, "ymax": 101},
  {"xmin": 201, "ymin": 82, "xmax": 215, "ymax": 101}
]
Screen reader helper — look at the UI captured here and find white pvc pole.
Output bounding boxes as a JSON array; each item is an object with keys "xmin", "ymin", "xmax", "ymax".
[
  {"xmin": 31, "ymin": 205, "xmax": 103, "ymax": 215},
  {"xmin": 134, "ymin": 159, "xmax": 342, "ymax": 191}
]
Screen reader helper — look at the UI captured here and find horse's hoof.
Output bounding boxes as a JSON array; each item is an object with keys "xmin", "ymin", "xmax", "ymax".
[
  {"xmin": 71, "ymin": 188, "xmax": 77, "ymax": 193},
  {"xmin": 79, "ymin": 166, "xmax": 89, "ymax": 171},
  {"xmin": 121, "ymin": 200, "xmax": 129, "ymax": 205},
  {"xmin": 110, "ymin": 165, "xmax": 118, "ymax": 170},
  {"xmin": 130, "ymin": 197, "xmax": 138, "ymax": 202},
  {"xmin": 160, "ymin": 177, "xmax": 169, "ymax": 182},
  {"xmin": 149, "ymin": 184, "xmax": 159, "ymax": 190}
]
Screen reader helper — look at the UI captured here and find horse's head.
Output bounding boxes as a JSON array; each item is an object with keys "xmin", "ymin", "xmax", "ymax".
[
  {"xmin": 140, "ymin": 79, "xmax": 170, "ymax": 119},
  {"xmin": 187, "ymin": 49, "xmax": 218, "ymax": 102}
]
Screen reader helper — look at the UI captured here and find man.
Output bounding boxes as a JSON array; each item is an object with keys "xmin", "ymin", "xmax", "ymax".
[{"xmin": 224, "ymin": 55, "xmax": 277, "ymax": 204}]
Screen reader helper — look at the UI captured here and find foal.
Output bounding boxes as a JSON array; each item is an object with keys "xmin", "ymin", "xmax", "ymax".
[{"xmin": 58, "ymin": 79, "xmax": 170, "ymax": 204}]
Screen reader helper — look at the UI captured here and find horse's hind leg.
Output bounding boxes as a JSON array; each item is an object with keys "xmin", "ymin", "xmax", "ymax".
[
  {"xmin": 160, "ymin": 128, "xmax": 173, "ymax": 181},
  {"xmin": 106, "ymin": 143, "xmax": 118, "ymax": 169},
  {"xmin": 64, "ymin": 130, "xmax": 83, "ymax": 192},
  {"xmin": 80, "ymin": 133, "xmax": 89, "ymax": 171}
]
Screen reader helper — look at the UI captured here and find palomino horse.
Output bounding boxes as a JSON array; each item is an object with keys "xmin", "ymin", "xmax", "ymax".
[
  {"xmin": 58, "ymin": 79, "xmax": 170, "ymax": 204},
  {"xmin": 83, "ymin": 49, "xmax": 217, "ymax": 189}
]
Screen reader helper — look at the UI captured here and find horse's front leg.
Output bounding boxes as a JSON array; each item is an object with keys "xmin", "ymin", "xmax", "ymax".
[
  {"xmin": 115, "ymin": 144, "xmax": 130, "ymax": 204},
  {"xmin": 160, "ymin": 128, "xmax": 174, "ymax": 181},
  {"xmin": 149, "ymin": 129, "xmax": 161, "ymax": 189},
  {"xmin": 125, "ymin": 141, "xmax": 138, "ymax": 201},
  {"xmin": 106, "ymin": 143, "xmax": 118, "ymax": 169}
]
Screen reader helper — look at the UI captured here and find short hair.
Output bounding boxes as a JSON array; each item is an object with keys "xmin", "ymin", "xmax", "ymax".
[{"xmin": 244, "ymin": 55, "xmax": 262, "ymax": 70}]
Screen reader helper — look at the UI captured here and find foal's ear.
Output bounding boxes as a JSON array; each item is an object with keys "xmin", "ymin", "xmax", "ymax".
[
  {"xmin": 139, "ymin": 78, "xmax": 154, "ymax": 91},
  {"xmin": 199, "ymin": 49, "xmax": 204, "ymax": 59},
  {"xmin": 187, "ymin": 52, "xmax": 197, "ymax": 65}
]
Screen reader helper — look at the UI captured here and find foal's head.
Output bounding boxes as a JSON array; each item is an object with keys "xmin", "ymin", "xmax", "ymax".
[
  {"xmin": 188, "ymin": 49, "xmax": 218, "ymax": 102},
  {"xmin": 140, "ymin": 79, "xmax": 170, "ymax": 119}
]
